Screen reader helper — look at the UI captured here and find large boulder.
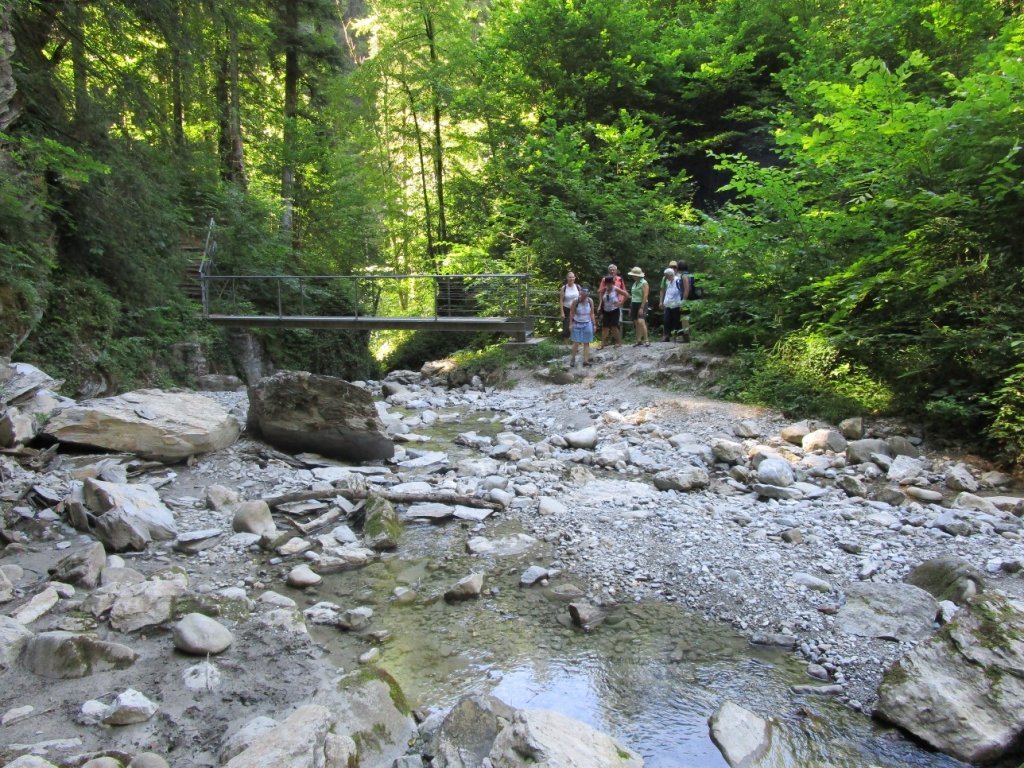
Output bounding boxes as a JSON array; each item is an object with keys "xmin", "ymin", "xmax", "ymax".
[
  {"xmin": 173, "ymin": 613, "xmax": 234, "ymax": 655},
  {"xmin": 432, "ymin": 695, "xmax": 517, "ymax": 768},
  {"xmin": 49, "ymin": 541, "xmax": 106, "ymax": 588},
  {"xmin": 0, "ymin": 406, "xmax": 35, "ymax": 448},
  {"xmin": 708, "ymin": 700, "xmax": 771, "ymax": 768},
  {"xmin": 0, "ymin": 362, "xmax": 57, "ymax": 406},
  {"xmin": 836, "ymin": 582, "xmax": 938, "ymax": 642},
  {"xmin": 0, "ymin": 615, "xmax": 32, "ymax": 670},
  {"xmin": 332, "ymin": 673, "xmax": 417, "ymax": 767},
  {"xmin": 21, "ymin": 631, "xmax": 137, "ymax": 678},
  {"xmin": 489, "ymin": 708, "xmax": 642, "ymax": 768},
  {"xmin": 876, "ymin": 594, "xmax": 1024, "ymax": 764},
  {"xmin": 42, "ymin": 389, "xmax": 240, "ymax": 461},
  {"xmin": 247, "ymin": 371, "xmax": 394, "ymax": 462},
  {"xmin": 846, "ymin": 438, "xmax": 892, "ymax": 466},
  {"xmin": 653, "ymin": 466, "xmax": 710, "ymax": 492},
  {"xmin": 225, "ymin": 705, "xmax": 348, "ymax": 768},
  {"xmin": 106, "ymin": 571, "xmax": 189, "ymax": 632}
]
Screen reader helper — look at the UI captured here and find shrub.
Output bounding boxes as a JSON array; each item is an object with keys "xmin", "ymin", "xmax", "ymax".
[{"xmin": 715, "ymin": 331, "xmax": 895, "ymax": 422}]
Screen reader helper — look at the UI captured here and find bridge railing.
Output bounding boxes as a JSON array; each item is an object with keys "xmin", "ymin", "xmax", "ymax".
[{"xmin": 200, "ymin": 273, "xmax": 531, "ymax": 323}]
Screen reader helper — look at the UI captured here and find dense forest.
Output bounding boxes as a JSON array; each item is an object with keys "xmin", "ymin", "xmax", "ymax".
[{"xmin": 1, "ymin": 0, "xmax": 1022, "ymax": 463}]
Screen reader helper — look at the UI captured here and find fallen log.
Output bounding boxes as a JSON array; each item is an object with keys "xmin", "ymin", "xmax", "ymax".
[{"xmin": 263, "ymin": 487, "xmax": 504, "ymax": 512}]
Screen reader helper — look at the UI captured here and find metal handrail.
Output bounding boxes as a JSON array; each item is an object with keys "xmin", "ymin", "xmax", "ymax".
[
  {"xmin": 197, "ymin": 218, "xmax": 217, "ymax": 317},
  {"xmin": 200, "ymin": 272, "xmax": 532, "ymax": 322}
]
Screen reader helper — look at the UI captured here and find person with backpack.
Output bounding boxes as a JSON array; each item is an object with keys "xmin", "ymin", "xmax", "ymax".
[
  {"xmin": 659, "ymin": 267, "xmax": 683, "ymax": 342},
  {"xmin": 597, "ymin": 264, "xmax": 629, "ymax": 348},
  {"xmin": 568, "ymin": 286, "xmax": 597, "ymax": 367},
  {"xmin": 677, "ymin": 262, "xmax": 695, "ymax": 343},
  {"xmin": 627, "ymin": 266, "xmax": 650, "ymax": 346}
]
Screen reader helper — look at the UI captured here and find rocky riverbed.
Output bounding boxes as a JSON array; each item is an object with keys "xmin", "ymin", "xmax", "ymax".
[{"xmin": 1, "ymin": 342, "xmax": 1023, "ymax": 767}]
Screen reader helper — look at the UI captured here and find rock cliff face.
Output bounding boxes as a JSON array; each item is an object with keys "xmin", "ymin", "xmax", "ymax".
[
  {"xmin": 1, "ymin": 8, "xmax": 58, "ymax": 358},
  {"xmin": 0, "ymin": 6, "xmax": 19, "ymax": 132}
]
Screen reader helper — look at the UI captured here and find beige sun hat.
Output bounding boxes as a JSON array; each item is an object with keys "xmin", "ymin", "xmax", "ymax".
[{"xmin": 628, "ymin": 267, "xmax": 644, "ymax": 278}]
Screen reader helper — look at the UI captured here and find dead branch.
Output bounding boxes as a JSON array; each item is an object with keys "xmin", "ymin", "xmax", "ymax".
[{"xmin": 263, "ymin": 487, "xmax": 502, "ymax": 512}]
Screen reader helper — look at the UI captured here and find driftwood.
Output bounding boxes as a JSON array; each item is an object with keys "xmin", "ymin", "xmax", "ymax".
[
  {"xmin": 289, "ymin": 508, "xmax": 342, "ymax": 535},
  {"xmin": 263, "ymin": 487, "xmax": 504, "ymax": 512}
]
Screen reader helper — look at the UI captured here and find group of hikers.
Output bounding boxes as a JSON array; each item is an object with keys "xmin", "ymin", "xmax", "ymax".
[{"xmin": 558, "ymin": 261, "xmax": 695, "ymax": 368}]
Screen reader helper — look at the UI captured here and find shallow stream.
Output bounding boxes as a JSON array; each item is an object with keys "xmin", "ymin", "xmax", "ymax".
[{"xmin": 291, "ymin": 407, "xmax": 971, "ymax": 767}]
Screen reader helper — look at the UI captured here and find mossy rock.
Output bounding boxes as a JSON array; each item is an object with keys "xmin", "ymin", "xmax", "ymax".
[
  {"xmin": 905, "ymin": 557, "xmax": 985, "ymax": 605},
  {"xmin": 363, "ymin": 494, "xmax": 402, "ymax": 551}
]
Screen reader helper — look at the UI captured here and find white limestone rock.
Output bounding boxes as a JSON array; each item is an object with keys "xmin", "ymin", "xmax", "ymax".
[
  {"xmin": 173, "ymin": 613, "xmax": 234, "ymax": 655},
  {"xmin": 708, "ymin": 700, "xmax": 771, "ymax": 768},
  {"xmin": 103, "ymin": 688, "xmax": 159, "ymax": 725},
  {"xmin": 489, "ymin": 708, "xmax": 642, "ymax": 768},
  {"xmin": 43, "ymin": 389, "xmax": 240, "ymax": 460}
]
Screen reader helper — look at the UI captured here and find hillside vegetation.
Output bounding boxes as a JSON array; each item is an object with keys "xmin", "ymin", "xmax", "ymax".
[{"xmin": 1, "ymin": 0, "xmax": 1021, "ymax": 462}]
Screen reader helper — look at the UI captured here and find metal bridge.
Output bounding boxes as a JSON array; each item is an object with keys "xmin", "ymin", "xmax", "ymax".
[
  {"xmin": 192, "ymin": 220, "xmax": 534, "ymax": 340},
  {"xmin": 200, "ymin": 271, "xmax": 533, "ymax": 341}
]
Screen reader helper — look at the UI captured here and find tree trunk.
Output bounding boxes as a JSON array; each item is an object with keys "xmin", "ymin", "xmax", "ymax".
[
  {"xmin": 281, "ymin": 0, "xmax": 299, "ymax": 244},
  {"xmin": 66, "ymin": 0, "xmax": 88, "ymax": 121},
  {"xmin": 399, "ymin": 77, "xmax": 435, "ymax": 265},
  {"xmin": 170, "ymin": 0, "xmax": 184, "ymax": 148},
  {"xmin": 423, "ymin": 9, "xmax": 447, "ymax": 256},
  {"xmin": 215, "ymin": 18, "xmax": 246, "ymax": 188}
]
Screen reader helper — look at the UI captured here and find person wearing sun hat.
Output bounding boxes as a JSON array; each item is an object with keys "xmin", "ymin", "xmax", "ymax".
[{"xmin": 627, "ymin": 266, "xmax": 650, "ymax": 346}]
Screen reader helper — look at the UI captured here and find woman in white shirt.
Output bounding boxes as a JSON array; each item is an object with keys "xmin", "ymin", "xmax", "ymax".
[{"xmin": 558, "ymin": 272, "xmax": 581, "ymax": 339}]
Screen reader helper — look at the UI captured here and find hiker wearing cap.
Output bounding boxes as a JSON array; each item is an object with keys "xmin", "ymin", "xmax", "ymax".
[
  {"xmin": 568, "ymin": 286, "xmax": 597, "ymax": 368},
  {"xmin": 597, "ymin": 264, "xmax": 629, "ymax": 348},
  {"xmin": 660, "ymin": 267, "xmax": 683, "ymax": 342},
  {"xmin": 628, "ymin": 266, "xmax": 650, "ymax": 346}
]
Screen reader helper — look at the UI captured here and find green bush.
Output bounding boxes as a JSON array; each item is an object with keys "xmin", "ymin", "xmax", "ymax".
[
  {"xmin": 715, "ymin": 331, "xmax": 895, "ymax": 422},
  {"xmin": 262, "ymin": 327, "xmax": 379, "ymax": 381},
  {"xmin": 380, "ymin": 329, "xmax": 488, "ymax": 374},
  {"xmin": 16, "ymin": 275, "xmax": 209, "ymax": 394},
  {"xmin": 987, "ymin": 361, "xmax": 1024, "ymax": 467}
]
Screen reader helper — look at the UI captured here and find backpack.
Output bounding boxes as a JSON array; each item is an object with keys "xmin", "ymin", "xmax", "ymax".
[{"xmin": 681, "ymin": 272, "xmax": 702, "ymax": 300}]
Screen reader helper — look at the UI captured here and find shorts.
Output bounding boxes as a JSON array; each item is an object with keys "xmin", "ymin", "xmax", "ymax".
[
  {"xmin": 601, "ymin": 308, "xmax": 620, "ymax": 328},
  {"xmin": 570, "ymin": 322, "xmax": 594, "ymax": 344},
  {"xmin": 630, "ymin": 302, "xmax": 646, "ymax": 321}
]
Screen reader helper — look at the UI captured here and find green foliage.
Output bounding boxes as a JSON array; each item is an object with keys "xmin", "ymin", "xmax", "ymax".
[
  {"xmin": 987, "ymin": 356, "xmax": 1024, "ymax": 467},
  {"xmin": 0, "ymin": 133, "xmax": 110, "ymax": 354},
  {"xmin": 450, "ymin": 338, "xmax": 563, "ymax": 375},
  {"xmin": 17, "ymin": 275, "xmax": 208, "ymax": 394},
  {"xmin": 697, "ymin": 13, "xmax": 1024, "ymax": 460},
  {"xmin": 378, "ymin": 329, "xmax": 481, "ymax": 374},
  {"xmin": 262, "ymin": 327, "xmax": 379, "ymax": 382},
  {"xmin": 716, "ymin": 331, "xmax": 895, "ymax": 422}
]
